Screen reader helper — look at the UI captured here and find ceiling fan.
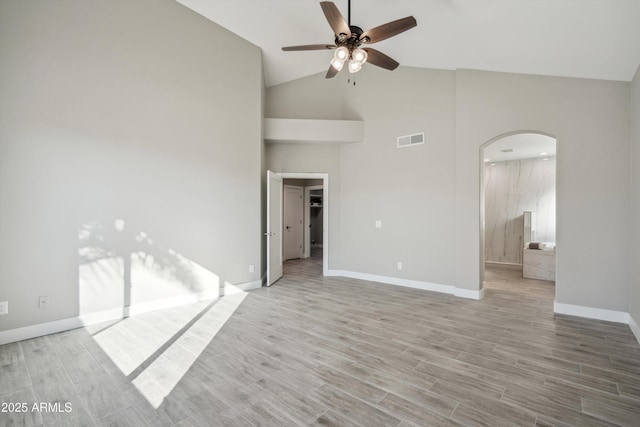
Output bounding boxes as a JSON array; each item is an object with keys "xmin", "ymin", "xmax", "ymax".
[{"xmin": 282, "ymin": 1, "xmax": 417, "ymax": 78}]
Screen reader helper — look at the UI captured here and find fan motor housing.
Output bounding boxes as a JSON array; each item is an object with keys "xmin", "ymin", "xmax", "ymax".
[{"xmin": 335, "ymin": 25, "xmax": 367, "ymax": 47}]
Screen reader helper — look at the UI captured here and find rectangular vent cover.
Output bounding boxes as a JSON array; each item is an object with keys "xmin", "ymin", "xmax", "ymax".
[{"xmin": 397, "ymin": 132, "xmax": 425, "ymax": 148}]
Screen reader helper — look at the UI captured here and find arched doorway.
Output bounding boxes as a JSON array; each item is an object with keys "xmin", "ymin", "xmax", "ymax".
[{"xmin": 479, "ymin": 131, "xmax": 557, "ymax": 295}]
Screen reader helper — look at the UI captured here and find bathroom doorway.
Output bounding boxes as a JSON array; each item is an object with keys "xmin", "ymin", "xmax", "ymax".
[{"xmin": 480, "ymin": 132, "xmax": 557, "ymax": 295}]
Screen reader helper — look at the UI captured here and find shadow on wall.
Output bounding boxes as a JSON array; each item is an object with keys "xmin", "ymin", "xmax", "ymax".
[{"xmin": 78, "ymin": 218, "xmax": 221, "ymax": 318}]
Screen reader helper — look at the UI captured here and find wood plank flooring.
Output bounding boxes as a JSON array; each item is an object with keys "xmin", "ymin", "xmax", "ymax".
[{"xmin": 1, "ymin": 255, "xmax": 640, "ymax": 426}]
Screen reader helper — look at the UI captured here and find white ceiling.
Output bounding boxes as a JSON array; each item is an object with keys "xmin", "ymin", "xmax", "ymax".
[
  {"xmin": 178, "ymin": 0, "xmax": 640, "ymax": 87},
  {"xmin": 483, "ymin": 133, "xmax": 556, "ymax": 162}
]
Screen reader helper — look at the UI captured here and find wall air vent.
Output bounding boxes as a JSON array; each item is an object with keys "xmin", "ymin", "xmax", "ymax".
[{"xmin": 397, "ymin": 132, "xmax": 425, "ymax": 148}]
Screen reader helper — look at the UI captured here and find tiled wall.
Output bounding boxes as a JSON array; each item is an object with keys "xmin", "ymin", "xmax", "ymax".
[{"xmin": 485, "ymin": 156, "xmax": 556, "ymax": 264}]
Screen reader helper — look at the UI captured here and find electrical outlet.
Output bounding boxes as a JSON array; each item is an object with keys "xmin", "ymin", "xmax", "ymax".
[
  {"xmin": 39, "ymin": 296, "xmax": 49, "ymax": 309},
  {"xmin": 397, "ymin": 262, "xmax": 403, "ymax": 270},
  {"xmin": 0, "ymin": 301, "xmax": 8, "ymax": 315},
  {"xmin": 249, "ymin": 264, "xmax": 255, "ymax": 273}
]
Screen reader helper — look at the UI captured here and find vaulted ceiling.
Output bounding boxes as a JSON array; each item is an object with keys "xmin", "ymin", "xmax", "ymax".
[{"xmin": 178, "ymin": 0, "xmax": 640, "ymax": 87}]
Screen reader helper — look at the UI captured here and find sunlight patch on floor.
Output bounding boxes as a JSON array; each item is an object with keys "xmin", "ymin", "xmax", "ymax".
[
  {"xmin": 133, "ymin": 292, "xmax": 246, "ymax": 408},
  {"xmin": 91, "ymin": 292, "xmax": 247, "ymax": 408}
]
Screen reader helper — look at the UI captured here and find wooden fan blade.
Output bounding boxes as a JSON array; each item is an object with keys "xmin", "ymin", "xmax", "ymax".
[
  {"xmin": 325, "ymin": 64, "xmax": 340, "ymax": 78},
  {"xmin": 363, "ymin": 48, "xmax": 399, "ymax": 71},
  {"xmin": 282, "ymin": 44, "xmax": 336, "ymax": 51},
  {"xmin": 320, "ymin": 1, "xmax": 350, "ymax": 38},
  {"xmin": 360, "ymin": 16, "xmax": 417, "ymax": 44}
]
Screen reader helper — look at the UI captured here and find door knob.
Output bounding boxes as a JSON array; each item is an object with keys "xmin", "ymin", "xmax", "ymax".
[{"xmin": 286, "ymin": 226, "xmax": 291, "ymax": 230}]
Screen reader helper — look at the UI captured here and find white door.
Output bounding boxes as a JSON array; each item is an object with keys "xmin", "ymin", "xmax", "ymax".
[
  {"xmin": 266, "ymin": 171, "xmax": 283, "ymax": 286},
  {"xmin": 283, "ymin": 185, "xmax": 303, "ymax": 261}
]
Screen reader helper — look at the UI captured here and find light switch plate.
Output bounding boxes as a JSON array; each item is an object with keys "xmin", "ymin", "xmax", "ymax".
[
  {"xmin": 0, "ymin": 301, "xmax": 8, "ymax": 315},
  {"xmin": 39, "ymin": 296, "xmax": 49, "ymax": 309},
  {"xmin": 375, "ymin": 220, "xmax": 382, "ymax": 228}
]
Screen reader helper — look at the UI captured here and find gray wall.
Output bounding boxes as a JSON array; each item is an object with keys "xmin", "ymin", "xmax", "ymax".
[
  {"xmin": 0, "ymin": 0, "xmax": 262, "ymax": 331},
  {"xmin": 457, "ymin": 70, "xmax": 630, "ymax": 311},
  {"xmin": 267, "ymin": 67, "xmax": 457, "ymax": 286},
  {"xmin": 631, "ymin": 65, "xmax": 640, "ymax": 328},
  {"xmin": 340, "ymin": 67, "xmax": 457, "ymax": 285},
  {"xmin": 267, "ymin": 66, "xmax": 631, "ymax": 314},
  {"xmin": 485, "ymin": 156, "xmax": 556, "ymax": 265},
  {"xmin": 266, "ymin": 74, "xmax": 345, "ymax": 120}
]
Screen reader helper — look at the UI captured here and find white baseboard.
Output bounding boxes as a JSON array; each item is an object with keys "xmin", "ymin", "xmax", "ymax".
[
  {"xmin": 325, "ymin": 269, "xmax": 483, "ymax": 300},
  {"xmin": 77, "ymin": 289, "xmax": 221, "ymax": 326},
  {"xmin": 0, "ymin": 317, "xmax": 84, "ymax": 346},
  {"xmin": 131, "ymin": 289, "xmax": 221, "ymax": 317},
  {"xmin": 0, "ymin": 284, "xmax": 259, "ymax": 346},
  {"xmin": 78, "ymin": 307, "xmax": 131, "ymax": 327},
  {"xmin": 629, "ymin": 315, "xmax": 640, "ymax": 344},
  {"xmin": 553, "ymin": 301, "xmax": 630, "ymax": 324},
  {"xmin": 455, "ymin": 287, "xmax": 485, "ymax": 300},
  {"xmin": 223, "ymin": 279, "xmax": 262, "ymax": 295}
]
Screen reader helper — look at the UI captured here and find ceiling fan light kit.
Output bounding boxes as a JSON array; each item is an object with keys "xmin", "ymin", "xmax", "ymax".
[
  {"xmin": 352, "ymin": 48, "xmax": 367, "ymax": 64},
  {"xmin": 330, "ymin": 57, "xmax": 345, "ymax": 71},
  {"xmin": 348, "ymin": 59, "xmax": 362, "ymax": 73},
  {"xmin": 334, "ymin": 46, "xmax": 349, "ymax": 61},
  {"xmin": 282, "ymin": 1, "xmax": 417, "ymax": 79}
]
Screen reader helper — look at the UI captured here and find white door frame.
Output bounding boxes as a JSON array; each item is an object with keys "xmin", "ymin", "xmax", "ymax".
[
  {"xmin": 304, "ymin": 185, "xmax": 323, "ymax": 259},
  {"xmin": 280, "ymin": 173, "xmax": 329, "ymax": 276}
]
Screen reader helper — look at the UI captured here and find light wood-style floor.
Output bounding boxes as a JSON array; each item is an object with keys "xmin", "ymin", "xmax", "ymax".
[{"xmin": 1, "ymin": 253, "xmax": 640, "ymax": 426}]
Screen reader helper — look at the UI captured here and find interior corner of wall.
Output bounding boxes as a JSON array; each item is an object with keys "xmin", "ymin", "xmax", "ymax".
[{"xmin": 630, "ymin": 313, "xmax": 640, "ymax": 345}]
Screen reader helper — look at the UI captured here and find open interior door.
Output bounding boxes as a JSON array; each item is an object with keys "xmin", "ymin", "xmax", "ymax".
[{"xmin": 266, "ymin": 171, "xmax": 283, "ymax": 286}]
